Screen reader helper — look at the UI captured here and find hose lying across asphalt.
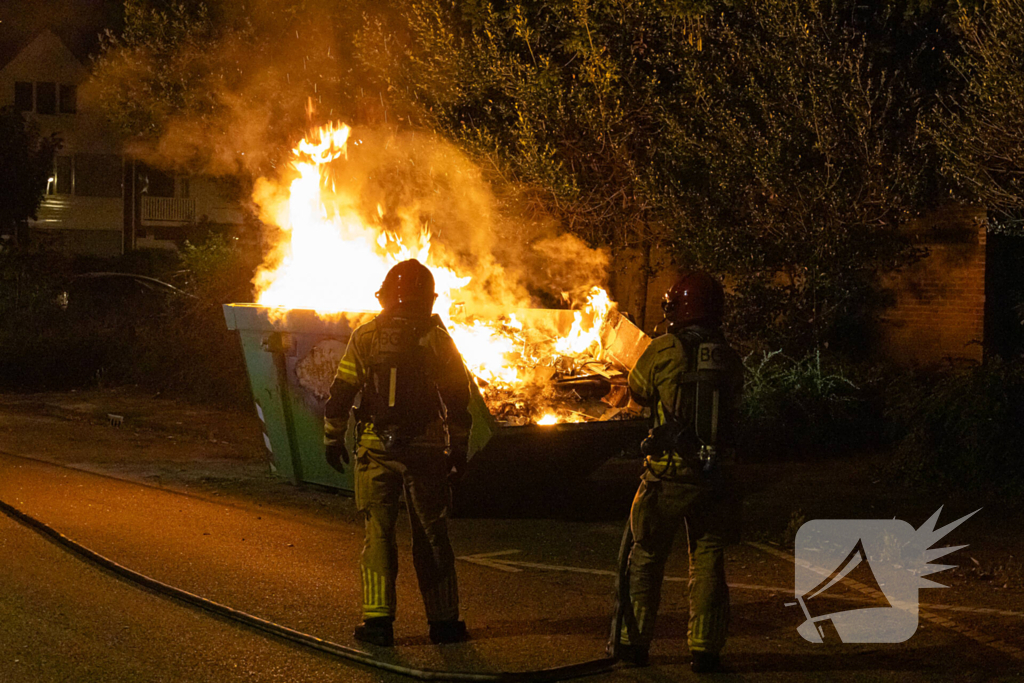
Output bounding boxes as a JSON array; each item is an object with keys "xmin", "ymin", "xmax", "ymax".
[
  {"xmin": 0, "ymin": 496, "xmax": 617, "ymax": 682},
  {"xmin": 608, "ymin": 522, "xmax": 639, "ymax": 658}
]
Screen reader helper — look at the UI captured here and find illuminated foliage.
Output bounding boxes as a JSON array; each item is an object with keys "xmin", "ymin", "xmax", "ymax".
[
  {"xmin": 361, "ymin": 0, "xmax": 945, "ymax": 350},
  {"xmin": 931, "ymin": 0, "xmax": 1024, "ymax": 224},
  {"xmin": 93, "ymin": 0, "xmax": 959, "ymax": 350},
  {"xmin": 660, "ymin": 0, "xmax": 946, "ymax": 351},
  {"xmin": 358, "ymin": 0, "xmax": 707, "ymax": 328}
]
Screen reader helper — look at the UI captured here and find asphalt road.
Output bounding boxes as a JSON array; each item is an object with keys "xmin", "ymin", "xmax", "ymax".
[
  {"xmin": 1, "ymin": 394, "xmax": 1022, "ymax": 682},
  {"xmin": 0, "ymin": 506, "xmax": 382, "ymax": 683}
]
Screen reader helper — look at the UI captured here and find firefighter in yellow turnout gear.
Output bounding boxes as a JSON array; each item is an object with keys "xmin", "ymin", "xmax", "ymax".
[
  {"xmin": 615, "ymin": 271, "xmax": 743, "ymax": 674},
  {"xmin": 324, "ymin": 259, "xmax": 472, "ymax": 648}
]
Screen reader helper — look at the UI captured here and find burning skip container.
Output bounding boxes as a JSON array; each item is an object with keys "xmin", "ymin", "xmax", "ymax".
[{"xmin": 223, "ymin": 303, "xmax": 650, "ymax": 496}]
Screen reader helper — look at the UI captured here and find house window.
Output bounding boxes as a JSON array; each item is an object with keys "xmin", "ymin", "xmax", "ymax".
[
  {"xmin": 59, "ymin": 84, "xmax": 77, "ymax": 114},
  {"xmin": 75, "ymin": 154, "xmax": 122, "ymax": 197},
  {"xmin": 35, "ymin": 82, "xmax": 56, "ymax": 115},
  {"xmin": 53, "ymin": 156, "xmax": 72, "ymax": 195},
  {"xmin": 144, "ymin": 168, "xmax": 176, "ymax": 197},
  {"xmin": 14, "ymin": 82, "xmax": 33, "ymax": 112}
]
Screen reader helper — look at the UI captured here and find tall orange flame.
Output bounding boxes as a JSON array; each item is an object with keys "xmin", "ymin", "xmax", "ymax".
[{"xmin": 253, "ymin": 123, "xmax": 618, "ymax": 424}]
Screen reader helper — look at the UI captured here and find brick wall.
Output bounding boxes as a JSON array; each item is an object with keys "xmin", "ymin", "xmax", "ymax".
[
  {"xmin": 876, "ymin": 206, "xmax": 987, "ymax": 364},
  {"xmin": 607, "ymin": 245, "xmax": 677, "ymax": 335},
  {"xmin": 608, "ymin": 206, "xmax": 989, "ymax": 365}
]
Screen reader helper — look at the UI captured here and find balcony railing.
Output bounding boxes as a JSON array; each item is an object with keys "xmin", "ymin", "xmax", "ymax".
[{"xmin": 141, "ymin": 196, "xmax": 196, "ymax": 224}]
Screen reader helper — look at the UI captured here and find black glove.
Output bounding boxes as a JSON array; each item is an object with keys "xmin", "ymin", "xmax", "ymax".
[
  {"xmin": 325, "ymin": 441, "xmax": 350, "ymax": 472},
  {"xmin": 447, "ymin": 446, "xmax": 469, "ymax": 484}
]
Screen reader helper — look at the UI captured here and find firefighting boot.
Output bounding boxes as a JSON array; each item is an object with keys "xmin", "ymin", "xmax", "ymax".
[
  {"xmin": 690, "ymin": 650, "xmax": 721, "ymax": 674},
  {"xmin": 613, "ymin": 643, "xmax": 650, "ymax": 667},
  {"xmin": 428, "ymin": 619, "xmax": 468, "ymax": 644},
  {"xmin": 354, "ymin": 617, "xmax": 394, "ymax": 647}
]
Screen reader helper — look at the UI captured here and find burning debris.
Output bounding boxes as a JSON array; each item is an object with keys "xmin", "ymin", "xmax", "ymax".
[
  {"xmin": 448, "ymin": 301, "xmax": 641, "ymax": 426},
  {"xmin": 251, "ymin": 122, "xmax": 648, "ymax": 425}
]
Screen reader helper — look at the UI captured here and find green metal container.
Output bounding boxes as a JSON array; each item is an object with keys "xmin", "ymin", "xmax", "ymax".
[{"xmin": 223, "ymin": 304, "xmax": 494, "ymax": 493}]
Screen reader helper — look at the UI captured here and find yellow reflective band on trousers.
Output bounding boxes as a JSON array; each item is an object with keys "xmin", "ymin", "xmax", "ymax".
[
  {"xmin": 355, "ymin": 447, "xmax": 459, "ymax": 622},
  {"xmin": 625, "ymin": 477, "xmax": 730, "ymax": 655},
  {"xmin": 361, "ymin": 566, "xmax": 395, "ymax": 619},
  {"xmin": 357, "ymin": 427, "xmax": 386, "ymax": 451},
  {"xmin": 618, "ymin": 602, "xmax": 649, "ymax": 646},
  {"xmin": 689, "ymin": 603, "xmax": 729, "ymax": 652},
  {"xmin": 421, "ymin": 571, "xmax": 459, "ymax": 623}
]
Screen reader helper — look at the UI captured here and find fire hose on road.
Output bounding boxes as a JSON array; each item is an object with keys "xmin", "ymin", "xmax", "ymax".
[
  {"xmin": 608, "ymin": 522, "xmax": 640, "ymax": 660},
  {"xmin": 0, "ymin": 494, "xmax": 620, "ymax": 682}
]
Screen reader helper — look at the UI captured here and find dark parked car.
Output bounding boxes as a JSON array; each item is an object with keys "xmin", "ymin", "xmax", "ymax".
[{"xmin": 59, "ymin": 272, "xmax": 194, "ymax": 320}]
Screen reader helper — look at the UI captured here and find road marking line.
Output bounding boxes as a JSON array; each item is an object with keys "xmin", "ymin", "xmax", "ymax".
[
  {"xmin": 461, "ymin": 547, "xmax": 1024, "ymax": 621},
  {"xmin": 459, "ymin": 550, "xmax": 790, "ymax": 593},
  {"xmin": 748, "ymin": 543, "xmax": 1024, "ymax": 617},
  {"xmin": 457, "ymin": 550, "xmax": 525, "ymax": 573},
  {"xmin": 748, "ymin": 541, "xmax": 1024, "ymax": 660},
  {"xmin": 924, "ymin": 604, "xmax": 1024, "ymax": 618}
]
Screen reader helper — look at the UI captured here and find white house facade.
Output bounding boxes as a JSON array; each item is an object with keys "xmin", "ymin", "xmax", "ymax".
[
  {"xmin": 1, "ymin": 31, "xmax": 244, "ymax": 257},
  {"xmin": 1, "ymin": 30, "xmax": 124, "ymax": 255}
]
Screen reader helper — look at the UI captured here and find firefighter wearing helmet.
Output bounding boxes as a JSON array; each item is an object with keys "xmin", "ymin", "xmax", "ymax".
[
  {"xmin": 324, "ymin": 259, "xmax": 473, "ymax": 647},
  {"xmin": 612, "ymin": 271, "xmax": 743, "ymax": 673}
]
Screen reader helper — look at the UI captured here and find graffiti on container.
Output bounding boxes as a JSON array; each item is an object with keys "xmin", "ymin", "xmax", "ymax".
[{"xmin": 295, "ymin": 340, "xmax": 346, "ymax": 400}]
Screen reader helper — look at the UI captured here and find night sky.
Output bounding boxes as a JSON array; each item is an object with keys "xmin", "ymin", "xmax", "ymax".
[{"xmin": 0, "ymin": 0, "xmax": 123, "ymax": 64}]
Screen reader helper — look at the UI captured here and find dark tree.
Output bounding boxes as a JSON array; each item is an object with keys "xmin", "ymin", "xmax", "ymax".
[
  {"xmin": 360, "ymin": 0, "xmax": 942, "ymax": 349},
  {"xmin": 0, "ymin": 107, "xmax": 62, "ymax": 245},
  {"xmin": 361, "ymin": 1, "xmax": 733, "ymax": 329},
  {"xmin": 930, "ymin": 0, "xmax": 1024, "ymax": 225},
  {"xmin": 93, "ymin": 0, "xmax": 951, "ymax": 349},
  {"xmin": 92, "ymin": 0, "xmax": 379, "ymax": 176},
  {"xmin": 660, "ymin": 0, "xmax": 944, "ymax": 351}
]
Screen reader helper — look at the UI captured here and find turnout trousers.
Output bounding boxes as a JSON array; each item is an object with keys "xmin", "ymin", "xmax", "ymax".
[
  {"xmin": 622, "ymin": 474, "xmax": 730, "ymax": 655},
  {"xmin": 354, "ymin": 446, "xmax": 459, "ymax": 622}
]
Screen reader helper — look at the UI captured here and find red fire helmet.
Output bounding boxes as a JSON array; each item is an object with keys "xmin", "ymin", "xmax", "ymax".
[
  {"xmin": 662, "ymin": 271, "xmax": 725, "ymax": 328},
  {"xmin": 376, "ymin": 259, "xmax": 437, "ymax": 315}
]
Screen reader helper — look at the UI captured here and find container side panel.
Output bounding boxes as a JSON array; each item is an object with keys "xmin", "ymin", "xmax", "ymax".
[
  {"xmin": 222, "ymin": 303, "xmax": 237, "ymax": 331},
  {"xmin": 284, "ymin": 335, "xmax": 355, "ymax": 492},
  {"xmin": 283, "ymin": 377, "xmax": 354, "ymax": 491},
  {"xmin": 237, "ymin": 330, "xmax": 298, "ymax": 482}
]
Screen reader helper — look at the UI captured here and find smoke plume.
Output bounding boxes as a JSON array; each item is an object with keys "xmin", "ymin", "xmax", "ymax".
[{"xmin": 89, "ymin": 0, "xmax": 609, "ymax": 308}]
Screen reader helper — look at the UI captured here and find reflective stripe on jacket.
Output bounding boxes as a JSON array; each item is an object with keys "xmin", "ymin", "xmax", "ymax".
[
  {"xmin": 324, "ymin": 313, "xmax": 473, "ymax": 452},
  {"xmin": 628, "ymin": 326, "xmax": 742, "ymax": 478}
]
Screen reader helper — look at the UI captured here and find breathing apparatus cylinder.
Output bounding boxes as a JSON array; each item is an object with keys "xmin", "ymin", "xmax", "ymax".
[{"xmin": 363, "ymin": 259, "xmax": 443, "ymax": 449}]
